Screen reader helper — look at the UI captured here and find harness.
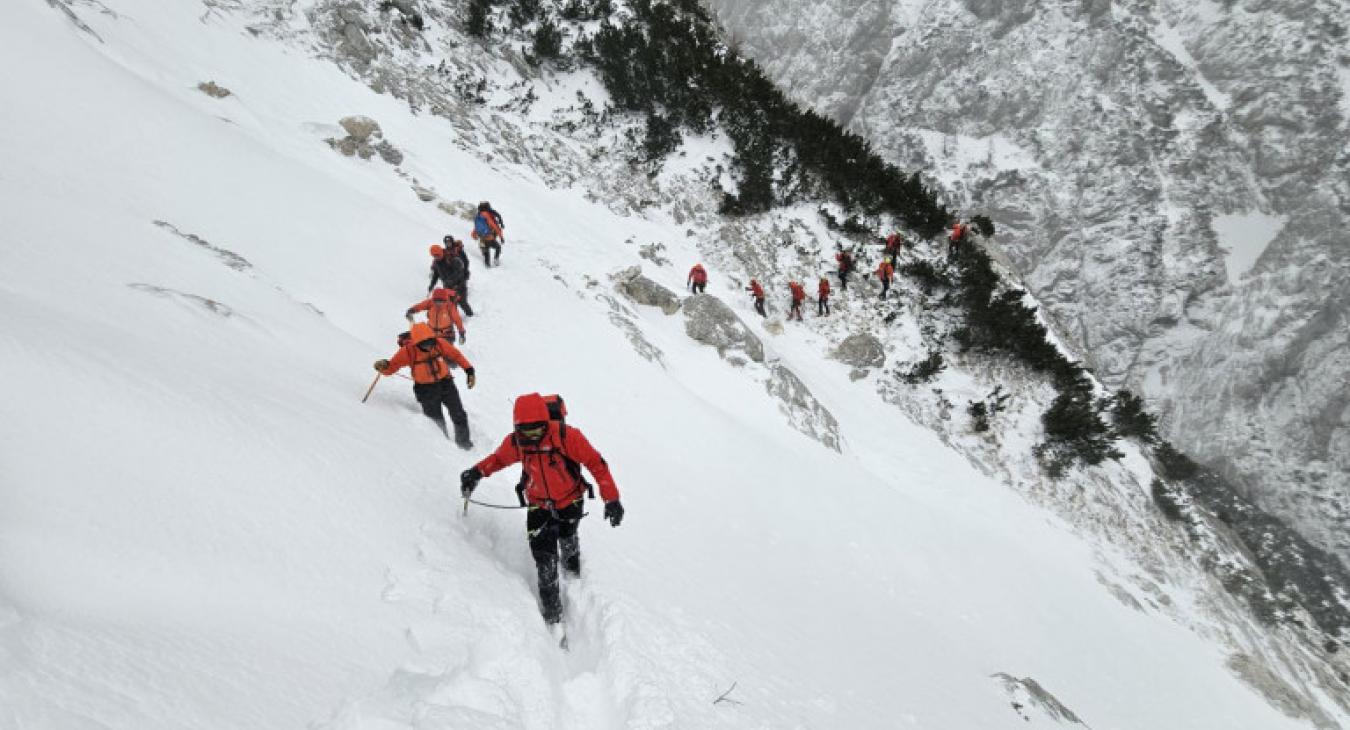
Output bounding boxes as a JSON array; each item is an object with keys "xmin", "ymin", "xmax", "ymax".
[
  {"xmin": 512, "ymin": 425, "xmax": 593, "ymax": 515},
  {"xmin": 405, "ymin": 342, "xmax": 451, "ymax": 383}
]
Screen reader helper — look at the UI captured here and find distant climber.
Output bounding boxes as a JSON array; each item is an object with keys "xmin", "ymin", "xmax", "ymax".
[
  {"xmin": 687, "ymin": 263, "xmax": 708, "ymax": 294},
  {"xmin": 884, "ymin": 233, "xmax": 905, "ymax": 261},
  {"xmin": 817, "ymin": 276, "xmax": 831, "ymax": 316},
  {"xmin": 876, "ymin": 258, "xmax": 895, "ymax": 299},
  {"xmin": 374, "ymin": 322, "xmax": 476, "ymax": 449},
  {"xmin": 747, "ymin": 278, "xmax": 766, "ymax": 318},
  {"xmin": 835, "ymin": 249, "xmax": 854, "ymax": 290},
  {"xmin": 428, "ymin": 243, "xmax": 474, "ymax": 316},
  {"xmin": 948, "ymin": 221, "xmax": 968, "ymax": 260},
  {"xmin": 788, "ymin": 280, "xmax": 806, "ymax": 321},
  {"xmin": 472, "ymin": 201, "xmax": 505, "ymax": 267},
  {"xmin": 407, "ymin": 287, "xmax": 467, "ymax": 344},
  {"xmin": 460, "ymin": 393, "xmax": 624, "ymax": 626}
]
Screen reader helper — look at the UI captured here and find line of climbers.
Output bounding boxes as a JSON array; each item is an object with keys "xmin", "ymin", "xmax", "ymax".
[
  {"xmin": 368, "ymin": 200, "xmax": 623, "ymax": 630},
  {"xmin": 711, "ymin": 219, "xmax": 976, "ymax": 321}
]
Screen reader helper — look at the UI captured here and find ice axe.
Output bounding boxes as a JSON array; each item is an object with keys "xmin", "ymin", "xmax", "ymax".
[{"xmin": 360, "ymin": 372, "xmax": 381, "ymax": 403}]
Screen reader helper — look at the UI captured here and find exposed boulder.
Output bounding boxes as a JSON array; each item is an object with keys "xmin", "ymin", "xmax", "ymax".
[
  {"xmin": 612, "ymin": 266, "xmax": 681, "ymax": 315},
  {"xmin": 682, "ymin": 293, "xmax": 763, "ymax": 363},
  {"xmin": 197, "ymin": 81, "xmax": 232, "ymax": 98},
  {"xmin": 832, "ymin": 332, "xmax": 885, "ymax": 369},
  {"xmin": 326, "ymin": 116, "xmax": 402, "ymax": 166},
  {"xmin": 766, "ymin": 364, "xmax": 841, "ymax": 451},
  {"xmin": 339, "ymin": 115, "xmax": 382, "ymax": 142}
]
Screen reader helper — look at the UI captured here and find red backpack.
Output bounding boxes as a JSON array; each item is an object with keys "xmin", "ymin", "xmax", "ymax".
[{"xmin": 512, "ymin": 394, "xmax": 595, "ymax": 505}]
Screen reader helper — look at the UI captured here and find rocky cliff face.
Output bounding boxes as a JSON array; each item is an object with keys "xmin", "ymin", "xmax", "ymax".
[{"xmin": 710, "ymin": 0, "xmax": 1350, "ymax": 566}]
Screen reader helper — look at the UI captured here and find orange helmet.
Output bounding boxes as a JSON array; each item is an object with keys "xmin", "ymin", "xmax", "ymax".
[
  {"xmin": 409, "ymin": 322, "xmax": 436, "ymax": 344},
  {"xmin": 429, "ymin": 244, "xmax": 445, "ymax": 258}
]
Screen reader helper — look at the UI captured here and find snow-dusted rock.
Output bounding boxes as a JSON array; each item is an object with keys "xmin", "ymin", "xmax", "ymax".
[
  {"xmin": 612, "ymin": 266, "xmax": 681, "ymax": 315},
  {"xmin": 831, "ymin": 332, "xmax": 884, "ymax": 369},
  {"xmin": 682, "ymin": 292, "xmax": 763, "ymax": 362},
  {"xmin": 338, "ymin": 115, "xmax": 381, "ymax": 142}
]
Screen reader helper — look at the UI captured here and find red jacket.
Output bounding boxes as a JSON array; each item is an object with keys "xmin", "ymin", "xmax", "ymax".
[
  {"xmin": 688, "ymin": 264, "xmax": 708, "ymax": 285},
  {"xmin": 381, "ymin": 338, "xmax": 472, "ymax": 384},
  {"xmin": 748, "ymin": 280, "xmax": 764, "ymax": 299},
  {"xmin": 876, "ymin": 260, "xmax": 895, "ymax": 280},
  {"xmin": 789, "ymin": 281, "xmax": 806, "ymax": 302},
  {"xmin": 818, "ymin": 278, "xmax": 831, "ymax": 298},
  {"xmin": 476, "ymin": 422, "xmax": 619, "ymax": 508},
  {"xmin": 950, "ymin": 223, "xmax": 966, "ymax": 242},
  {"xmin": 836, "ymin": 251, "xmax": 853, "ymax": 273}
]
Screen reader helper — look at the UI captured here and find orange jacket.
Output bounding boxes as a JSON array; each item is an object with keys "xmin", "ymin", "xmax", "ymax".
[
  {"xmin": 789, "ymin": 281, "xmax": 806, "ymax": 302},
  {"xmin": 409, "ymin": 293, "xmax": 465, "ymax": 336},
  {"xmin": 748, "ymin": 279, "xmax": 764, "ymax": 299},
  {"xmin": 876, "ymin": 260, "xmax": 895, "ymax": 280},
  {"xmin": 818, "ymin": 278, "xmax": 831, "ymax": 298},
  {"xmin": 382, "ymin": 338, "xmax": 472, "ymax": 384}
]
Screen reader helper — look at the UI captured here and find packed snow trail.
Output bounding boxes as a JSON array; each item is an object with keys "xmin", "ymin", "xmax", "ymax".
[{"xmin": 0, "ymin": 2, "xmax": 1340, "ymax": 728}]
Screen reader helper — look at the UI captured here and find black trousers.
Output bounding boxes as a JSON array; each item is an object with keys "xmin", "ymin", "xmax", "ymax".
[
  {"xmin": 880, "ymin": 277, "xmax": 891, "ymax": 298},
  {"xmin": 753, "ymin": 297, "xmax": 766, "ymax": 317},
  {"xmin": 527, "ymin": 501, "xmax": 584, "ymax": 623},
  {"xmin": 837, "ymin": 270, "xmax": 850, "ymax": 290},
  {"xmin": 481, "ymin": 241, "xmax": 501, "ymax": 266},
  {"xmin": 456, "ymin": 280, "xmax": 474, "ymax": 316},
  {"xmin": 789, "ymin": 301, "xmax": 803, "ymax": 320},
  {"xmin": 690, "ymin": 281, "xmax": 706, "ymax": 294},
  {"xmin": 817, "ymin": 297, "xmax": 829, "ymax": 315},
  {"xmin": 412, "ymin": 378, "xmax": 469, "ymax": 445}
]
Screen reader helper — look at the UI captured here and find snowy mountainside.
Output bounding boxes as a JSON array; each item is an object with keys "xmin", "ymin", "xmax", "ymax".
[
  {"xmin": 707, "ymin": 0, "xmax": 1350, "ymax": 571},
  {"xmin": 0, "ymin": 1, "xmax": 1347, "ymax": 728}
]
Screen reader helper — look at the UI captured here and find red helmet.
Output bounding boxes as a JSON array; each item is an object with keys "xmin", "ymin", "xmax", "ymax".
[
  {"xmin": 429, "ymin": 244, "xmax": 445, "ymax": 258},
  {"xmin": 431, "ymin": 287, "xmax": 455, "ymax": 301}
]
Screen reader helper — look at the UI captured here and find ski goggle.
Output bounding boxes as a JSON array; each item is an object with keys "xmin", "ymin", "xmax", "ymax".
[
  {"xmin": 515, "ymin": 421, "xmax": 548, "ymax": 441},
  {"xmin": 416, "ymin": 339, "xmax": 437, "ymax": 352}
]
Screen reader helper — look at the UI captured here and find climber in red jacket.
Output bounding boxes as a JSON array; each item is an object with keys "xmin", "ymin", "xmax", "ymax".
[
  {"xmin": 747, "ymin": 278, "xmax": 766, "ymax": 318},
  {"xmin": 459, "ymin": 393, "xmax": 624, "ymax": 626},
  {"xmin": 788, "ymin": 280, "xmax": 806, "ymax": 321},
  {"xmin": 876, "ymin": 259, "xmax": 895, "ymax": 299},
  {"xmin": 817, "ymin": 277, "xmax": 831, "ymax": 316},
  {"xmin": 687, "ymin": 263, "xmax": 708, "ymax": 294}
]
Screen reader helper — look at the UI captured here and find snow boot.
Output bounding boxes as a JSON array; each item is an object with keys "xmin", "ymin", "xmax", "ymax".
[{"xmin": 560, "ymin": 534, "xmax": 581, "ymax": 577}]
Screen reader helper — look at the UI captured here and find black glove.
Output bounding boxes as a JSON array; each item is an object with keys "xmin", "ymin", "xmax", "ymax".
[
  {"xmin": 460, "ymin": 467, "xmax": 481, "ymax": 498},
  {"xmin": 604, "ymin": 500, "xmax": 624, "ymax": 527}
]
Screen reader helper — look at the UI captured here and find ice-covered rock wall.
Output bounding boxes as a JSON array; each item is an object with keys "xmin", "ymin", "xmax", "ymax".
[{"xmin": 710, "ymin": 0, "xmax": 1350, "ymax": 566}]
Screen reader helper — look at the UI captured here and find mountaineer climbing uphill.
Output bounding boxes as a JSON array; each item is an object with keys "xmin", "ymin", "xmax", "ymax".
[
  {"xmin": 876, "ymin": 258, "xmax": 895, "ymax": 299},
  {"xmin": 687, "ymin": 263, "xmax": 708, "ymax": 294},
  {"xmin": 817, "ymin": 276, "xmax": 831, "ymax": 316},
  {"xmin": 428, "ymin": 242, "xmax": 474, "ymax": 317},
  {"xmin": 472, "ymin": 201, "xmax": 505, "ymax": 268},
  {"xmin": 747, "ymin": 278, "xmax": 766, "ymax": 318},
  {"xmin": 884, "ymin": 232, "xmax": 905, "ymax": 262},
  {"xmin": 788, "ymin": 280, "xmax": 806, "ymax": 321},
  {"xmin": 948, "ymin": 220, "xmax": 968, "ymax": 260},
  {"xmin": 374, "ymin": 322, "xmax": 476, "ymax": 449},
  {"xmin": 835, "ymin": 249, "xmax": 854, "ymax": 290},
  {"xmin": 459, "ymin": 393, "xmax": 624, "ymax": 630},
  {"xmin": 407, "ymin": 287, "xmax": 467, "ymax": 344}
]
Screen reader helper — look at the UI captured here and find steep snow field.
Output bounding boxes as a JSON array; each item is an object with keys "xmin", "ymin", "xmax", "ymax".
[{"xmin": 0, "ymin": 3, "xmax": 1330, "ymax": 728}]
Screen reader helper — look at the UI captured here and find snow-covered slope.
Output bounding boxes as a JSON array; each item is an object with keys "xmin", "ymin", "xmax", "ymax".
[
  {"xmin": 708, "ymin": 0, "xmax": 1350, "ymax": 570},
  {"xmin": 1, "ymin": 1, "xmax": 1346, "ymax": 728}
]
